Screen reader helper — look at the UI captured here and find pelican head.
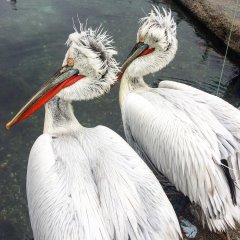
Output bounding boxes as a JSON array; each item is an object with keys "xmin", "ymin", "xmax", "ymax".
[
  {"xmin": 59, "ymin": 26, "xmax": 119, "ymax": 101},
  {"xmin": 6, "ymin": 24, "xmax": 118, "ymax": 129},
  {"xmin": 121, "ymin": 7, "xmax": 177, "ymax": 78}
]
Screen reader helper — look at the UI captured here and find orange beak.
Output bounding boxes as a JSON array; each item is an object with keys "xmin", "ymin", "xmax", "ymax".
[{"xmin": 6, "ymin": 66, "xmax": 85, "ymax": 129}]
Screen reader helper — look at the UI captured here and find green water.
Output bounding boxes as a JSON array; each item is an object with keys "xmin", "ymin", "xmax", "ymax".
[{"xmin": 0, "ymin": 0, "xmax": 240, "ymax": 239}]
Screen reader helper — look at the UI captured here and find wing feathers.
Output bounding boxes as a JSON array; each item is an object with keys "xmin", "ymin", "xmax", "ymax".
[
  {"xmin": 221, "ymin": 159, "xmax": 237, "ymax": 205},
  {"xmin": 123, "ymin": 88, "xmax": 240, "ymax": 231},
  {"xmin": 84, "ymin": 126, "xmax": 182, "ymax": 239}
]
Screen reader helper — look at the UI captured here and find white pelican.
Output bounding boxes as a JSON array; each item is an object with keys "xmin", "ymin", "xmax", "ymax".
[
  {"xmin": 119, "ymin": 7, "xmax": 240, "ymax": 234},
  {"xmin": 6, "ymin": 24, "xmax": 182, "ymax": 239}
]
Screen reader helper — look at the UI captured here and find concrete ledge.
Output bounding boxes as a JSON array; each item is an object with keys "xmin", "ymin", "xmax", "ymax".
[{"xmin": 174, "ymin": 0, "xmax": 240, "ymax": 54}]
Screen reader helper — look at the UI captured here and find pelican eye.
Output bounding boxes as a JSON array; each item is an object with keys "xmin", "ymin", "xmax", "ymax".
[
  {"xmin": 139, "ymin": 35, "xmax": 145, "ymax": 42},
  {"xmin": 67, "ymin": 58, "xmax": 74, "ymax": 67}
]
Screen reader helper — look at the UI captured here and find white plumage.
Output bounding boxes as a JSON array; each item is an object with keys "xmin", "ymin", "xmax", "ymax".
[
  {"xmin": 16, "ymin": 24, "xmax": 182, "ymax": 239},
  {"xmin": 27, "ymin": 126, "xmax": 181, "ymax": 239},
  {"xmin": 120, "ymin": 7, "xmax": 240, "ymax": 232}
]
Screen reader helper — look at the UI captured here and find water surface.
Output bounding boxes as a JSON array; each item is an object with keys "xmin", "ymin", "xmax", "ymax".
[{"xmin": 0, "ymin": 0, "xmax": 240, "ymax": 238}]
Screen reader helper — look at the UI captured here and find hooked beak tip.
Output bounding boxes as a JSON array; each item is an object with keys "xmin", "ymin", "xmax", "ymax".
[{"xmin": 6, "ymin": 122, "xmax": 12, "ymax": 130}]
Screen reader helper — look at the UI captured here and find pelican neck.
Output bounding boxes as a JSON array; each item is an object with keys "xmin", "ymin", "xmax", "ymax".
[
  {"xmin": 43, "ymin": 97, "xmax": 81, "ymax": 135},
  {"xmin": 119, "ymin": 73, "xmax": 148, "ymax": 108}
]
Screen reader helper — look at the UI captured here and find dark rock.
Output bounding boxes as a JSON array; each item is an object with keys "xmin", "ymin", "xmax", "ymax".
[{"xmin": 174, "ymin": 0, "xmax": 240, "ymax": 54}]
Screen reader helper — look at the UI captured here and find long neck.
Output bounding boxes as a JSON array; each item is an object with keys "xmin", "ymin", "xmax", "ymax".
[
  {"xmin": 119, "ymin": 73, "xmax": 148, "ymax": 108},
  {"xmin": 43, "ymin": 97, "xmax": 81, "ymax": 135}
]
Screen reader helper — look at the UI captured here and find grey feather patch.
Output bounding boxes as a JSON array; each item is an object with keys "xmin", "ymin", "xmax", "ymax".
[{"xmin": 221, "ymin": 159, "xmax": 237, "ymax": 205}]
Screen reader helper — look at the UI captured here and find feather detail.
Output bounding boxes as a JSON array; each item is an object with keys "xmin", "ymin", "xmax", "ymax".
[
  {"xmin": 59, "ymin": 23, "xmax": 119, "ymax": 101},
  {"xmin": 27, "ymin": 128, "xmax": 182, "ymax": 240}
]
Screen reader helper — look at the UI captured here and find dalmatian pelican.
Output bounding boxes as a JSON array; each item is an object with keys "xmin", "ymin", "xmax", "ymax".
[
  {"xmin": 6, "ymin": 23, "xmax": 182, "ymax": 240},
  {"xmin": 119, "ymin": 6, "xmax": 240, "ymax": 237}
]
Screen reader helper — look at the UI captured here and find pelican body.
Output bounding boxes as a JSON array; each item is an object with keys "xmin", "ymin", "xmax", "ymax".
[
  {"xmin": 7, "ymin": 25, "xmax": 181, "ymax": 239},
  {"xmin": 119, "ymin": 7, "xmax": 240, "ymax": 232}
]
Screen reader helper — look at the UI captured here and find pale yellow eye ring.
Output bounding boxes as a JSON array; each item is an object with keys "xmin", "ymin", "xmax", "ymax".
[{"xmin": 67, "ymin": 58, "xmax": 74, "ymax": 67}]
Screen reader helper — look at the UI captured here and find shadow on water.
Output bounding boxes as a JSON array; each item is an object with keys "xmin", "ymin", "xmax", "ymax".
[
  {"xmin": 0, "ymin": 220, "xmax": 20, "ymax": 240},
  {"xmin": 7, "ymin": 0, "xmax": 17, "ymax": 10},
  {"xmin": 224, "ymin": 70, "xmax": 240, "ymax": 107},
  {"xmin": 0, "ymin": 0, "xmax": 240, "ymax": 239}
]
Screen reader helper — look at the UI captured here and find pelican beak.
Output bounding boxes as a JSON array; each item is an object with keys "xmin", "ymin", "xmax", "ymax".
[
  {"xmin": 119, "ymin": 41, "xmax": 155, "ymax": 79},
  {"xmin": 119, "ymin": 42, "xmax": 149, "ymax": 78},
  {"xmin": 6, "ymin": 66, "xmax": 85, "ymax": 129}
]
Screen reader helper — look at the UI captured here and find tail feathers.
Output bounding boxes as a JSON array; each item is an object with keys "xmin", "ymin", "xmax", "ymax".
[{"xmin": 221, "ymin": 159, "xmax": 237, "ymax": 205}]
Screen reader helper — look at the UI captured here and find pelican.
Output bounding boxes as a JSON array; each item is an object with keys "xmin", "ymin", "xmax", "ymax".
[
  {"xmin": 6, "ymin": 24, "xmax": 182, "ymax": 239},
  {"xmin": 119, "ymin": 7, "xmax": 240, "ymax": 234}
]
